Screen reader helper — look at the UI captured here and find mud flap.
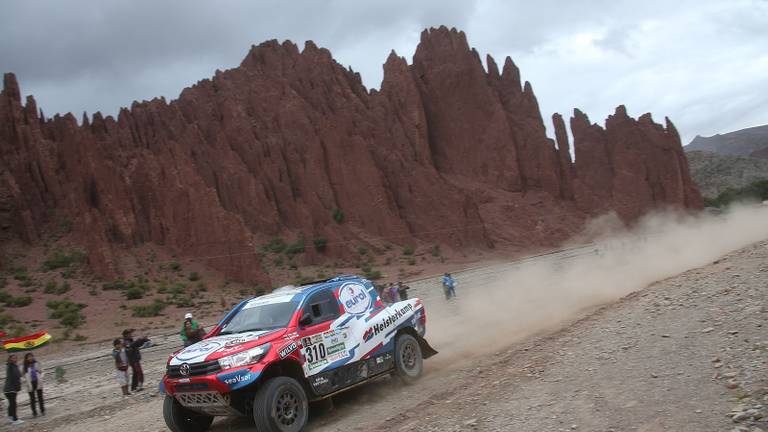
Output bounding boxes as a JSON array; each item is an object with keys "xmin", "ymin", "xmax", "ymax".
[{"xmin": 417, "ymin": 335, "xmax": 438, "ymax": 359}]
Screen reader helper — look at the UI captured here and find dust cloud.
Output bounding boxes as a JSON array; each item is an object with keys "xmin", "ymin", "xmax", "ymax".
[{"xmin": 423, "ymin": 204, "xmax": 768, "ymax": 366}]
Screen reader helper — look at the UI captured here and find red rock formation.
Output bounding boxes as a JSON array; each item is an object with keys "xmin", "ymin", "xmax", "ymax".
[{"xmin": 0, "ymin": 26, "xmax": 702, "ymax": 284}]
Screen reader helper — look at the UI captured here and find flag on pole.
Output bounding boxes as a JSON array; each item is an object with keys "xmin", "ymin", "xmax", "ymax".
[{"xmin": 2, "ymin": 330, "xmax": 52, "ymax": 352}]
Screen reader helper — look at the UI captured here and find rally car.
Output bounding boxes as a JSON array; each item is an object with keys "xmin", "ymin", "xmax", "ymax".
[{"xmin": 162, "ymin": 275, "xmax": 437, "ymax": 432}]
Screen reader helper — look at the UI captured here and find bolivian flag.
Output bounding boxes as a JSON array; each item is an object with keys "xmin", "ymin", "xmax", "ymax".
[{"xmin": 2, "ymin": 331, "xmax": 52, "ymax": 352}]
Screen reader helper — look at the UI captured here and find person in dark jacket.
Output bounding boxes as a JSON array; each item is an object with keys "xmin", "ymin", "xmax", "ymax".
[
  {"xmin": 4, "ymin": 354, "xmax": 23, "ymax": 425},
  {"xmin": 22, "ymin": 353, "xmax": 44, "ymax": 417},
  {"xmin": 397, "ymin": 281, "xmax": 411, "ymax": 301},
  {"xmin": 122, "ymin": 329, "xmax": 149, "ymax": 392}
]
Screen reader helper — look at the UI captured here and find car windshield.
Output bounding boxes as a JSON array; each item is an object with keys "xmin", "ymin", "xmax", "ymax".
[{"xmin": 219, "ymin": 293, "xmax": 300, "ymax": 334}]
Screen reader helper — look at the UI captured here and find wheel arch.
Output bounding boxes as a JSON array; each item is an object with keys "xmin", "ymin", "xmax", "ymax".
[{"xmin": 396, "ymin": 326, "xmax": 438, "ymax": 359}]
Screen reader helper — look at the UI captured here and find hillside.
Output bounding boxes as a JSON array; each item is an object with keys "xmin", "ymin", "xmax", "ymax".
[
  {"xmin": 687, "ymin": 124, "xmax": 768, "ymax": 158},
  {"xmin": 0, "ymin": 26, "xmax": 701, "ymax": 288},
  {"xmin": 686, "ymin": 150, "xmax": 768, "ymax": 198}
]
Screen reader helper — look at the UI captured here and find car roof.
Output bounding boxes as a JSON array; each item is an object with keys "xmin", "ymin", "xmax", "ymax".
[{"xmin": 249, "ymin": 274, "xmax": 364, "ymax": 302}]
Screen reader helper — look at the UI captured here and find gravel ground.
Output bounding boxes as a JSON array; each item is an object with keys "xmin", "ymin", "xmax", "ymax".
[{"xmin": 8, "ymin": 236, "xmax": 768, "ymax": 432}]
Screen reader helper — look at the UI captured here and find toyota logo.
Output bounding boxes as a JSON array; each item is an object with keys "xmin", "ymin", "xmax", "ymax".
[{"xmin": 179, "ymin": 363, "xmax": 191, "ymax": 376}]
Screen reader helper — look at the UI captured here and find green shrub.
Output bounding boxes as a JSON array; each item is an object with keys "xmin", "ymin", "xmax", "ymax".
[
  {"xmin": 6, "ymin": 296, "xmax": 32, "ymax": 307},
  {"xmin": 55, "ymin": 366, "xmax": 66, "ymax": 383},
  {"xmin": 0, "ymin": 312, "xmax": 16, "ymax": 330},
  {"xmin": 46, "ymin": 299, "xmax": 86, "ymax": 328},
  {"xmin": 431, "ymin": 244, "xmax": 441, "ymax": 257},
  {"xmin": 124, "ymin": 286, "xmax": 145, "ymax": 300},
  {"xmin": 13, "ymin": 267, "xmax": 28, "ymax": 281},
  {"xmin": 188, "ymin": 272, "xmax": 200, "ymax": 282},
  {"xmin": 293, "ymin": 274, "xmax": 313, "ymax": 286},
  {"xmin": 331, "ymin": 207, "xmax": 344, "ymax": 224},
  {"xmin": 357, "ymin": 245, "xmax": 368, "ymax": 256},
  {"xmin": 61, "ymin": 268, "xmax": 75, "ymax": 279},
  {"xmin": 41, "ymin": 249, "xmax": 86, "ymax": 271},
  {"xmin": 172, "ymin": 296, "xmax": 194, "ymax": 308},
  {"xmin": 44, "ymin": 281, "xmax": 70, "ymax": 295},
  {"xmin": 131, "ymin": 300, "xmax": 166, "ymax": 317},
  {"xmin": 169, "ymin": 261, "xmax": 181, "ymax": 271},
  {"xmin": 402, "ymin": 246, "xmax": 415, "ymax": 256},
  {"xmin": 44, "ymin": 280, "xmax": 57, "ymax": 293},
  {"xmin": 407, "ymin": 257, "xmax": 416, "ymax": 266},
  {"xmin": 102, "ymin": 278, "xmax": 132, "ymax": 291},
  {"xmin": 285, "ymin": 237, "xmax": 305, "ymax": 257},
  {"xmin": 8, "ymin": 323, "xmax": 27, "ymax": 338},
  {"xmin": 313, "ymin": 237, "xmax": 328, "ymax": 253},
  {"xmin": 0, "ymin": 291, "xmax": 11, "ymax": 303},
  {"xmin": 707, "ymin": 179, "xmax": 768, "ymax": 207},
  {"xmin": 73, "ymin": 334, "xmax": 88, "ymax": 342},
  {"xmin": 0, "ymin": 276, "xmax": 6, "ymax": 289},
  {"xmin": 196, "ymin": 282, "xmax": 207, "ymax": 292},
  {"xmin": 263, "ymin": 237, "xmax": 286, "ymax": 254}
]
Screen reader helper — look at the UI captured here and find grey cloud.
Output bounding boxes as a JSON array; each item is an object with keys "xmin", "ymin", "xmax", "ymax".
[{"xmin": 1, "ymin": 0, "xmax": 765, "ymax": 145}]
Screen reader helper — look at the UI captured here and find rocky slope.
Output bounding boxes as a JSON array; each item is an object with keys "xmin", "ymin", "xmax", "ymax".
[
  {"xmin": 686, "ymin": 150, "xmax": 768, "ymax": 198},
  {"xmin": 687, "ymin": 124, "xmax": 768, "ymax": 158},
  {"xmin": 0, "ymin": 26, "xmax": 702, "ymax": 284}
]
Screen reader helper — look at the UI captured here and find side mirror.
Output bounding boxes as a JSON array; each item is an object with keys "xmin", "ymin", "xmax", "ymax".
[{"xmin": 299, "ymin": 313, "xmax": 313, "ymax": 327}]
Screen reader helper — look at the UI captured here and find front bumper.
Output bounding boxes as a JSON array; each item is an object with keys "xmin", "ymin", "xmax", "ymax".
[{"xmin": 163, "ymin": 365, "xmax": 264, "ymax": 416}]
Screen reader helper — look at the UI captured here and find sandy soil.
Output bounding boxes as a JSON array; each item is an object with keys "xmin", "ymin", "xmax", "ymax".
[{"xmin": 6, "ymin": 207, "xmax": 768, "ymax": 432}]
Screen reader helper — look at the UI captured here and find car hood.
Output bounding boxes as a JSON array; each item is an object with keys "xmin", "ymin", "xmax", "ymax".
[{"xmin": 169, "ymin": 327, "xmax": 289, "ymax": 366}]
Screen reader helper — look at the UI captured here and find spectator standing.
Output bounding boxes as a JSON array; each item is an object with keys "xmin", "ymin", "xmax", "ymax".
[
  {"xmin": 122, "ymin": 329, "xmax": 149, "ymax": 392},
  {"xmin": 180, "ymin": 313, "xmax": 200, "ymax": 347},
  {"xmin": 22, "ymin": 353, "xmax": 44, "ymax": 417},
  {"xmin": 397, "ymin": 281, "xmax": 411, "ymax": 301},
  {"xmin": 388, "ymin": 284, "xmax": 399, "ymax": 303},
  {"xmin": 112, "ymin": 338, "xmax": 131, "ymax": 396},
  {"xmin": 4, "ymin": 354, "xmax": 23, "ymax": 425},
  {"xmin": 442, "ymin": 273, "xmax": 456, "ymax": 299}
]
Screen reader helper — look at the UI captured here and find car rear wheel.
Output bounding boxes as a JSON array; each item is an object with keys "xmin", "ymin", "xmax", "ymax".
[
  {"xmin": 163, "ymin": 395, "xmax": 214, "ymax": 432},
  {"xmin": 253, "ymin": 376, "xmax": 308, "ymax": 432},
  {"xmin": 394, "ymin": 333, "xmax": 423, "ymax": 384}
]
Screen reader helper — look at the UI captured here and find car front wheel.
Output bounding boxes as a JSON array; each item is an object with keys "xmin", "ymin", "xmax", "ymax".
[
  {"xmin": 253, "ymin": 376, "xmax": 309, "ymax": 432},
  {"xmin": 394, "ymin": 333, "xmax": 423, "ymax": 384},
  {"xmin": 163, "ymin": 396, "xmax": 214, "ymax": 432}
]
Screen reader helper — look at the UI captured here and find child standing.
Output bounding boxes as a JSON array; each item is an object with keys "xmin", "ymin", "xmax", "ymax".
[{"xmin": 111, "ymin": 338, "xmax": 131, "ymax": 396}]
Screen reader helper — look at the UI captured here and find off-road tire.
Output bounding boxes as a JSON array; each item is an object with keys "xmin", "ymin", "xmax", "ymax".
[
  {"xmin": 394, "ymin": 333, "xmax": 423, "ymax": 384},
  {"xmin": 253, "ymin": 376, "xmax": 308, "ymax": 432},
  {"xmin": 163, "ymin": 395, "xmax": 214, "ymax": 432}
]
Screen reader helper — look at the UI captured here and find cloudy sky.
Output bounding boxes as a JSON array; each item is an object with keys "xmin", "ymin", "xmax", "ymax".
[{"xmin": 1, "ymin": 0, "xmax": 766, "ymax": 144}]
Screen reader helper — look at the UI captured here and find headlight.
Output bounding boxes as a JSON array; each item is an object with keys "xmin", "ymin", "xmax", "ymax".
[{"xmin": 217, "ymin": 343, "xmax": 271, "ymax": 370}]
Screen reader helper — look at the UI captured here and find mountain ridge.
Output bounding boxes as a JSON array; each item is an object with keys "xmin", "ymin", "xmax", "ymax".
[{"xmin": 0, "ymin": 26, "xmax": 702, "ymax": 284}]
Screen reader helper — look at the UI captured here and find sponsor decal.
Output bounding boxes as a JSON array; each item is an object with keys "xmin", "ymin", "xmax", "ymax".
[
  {"xmin": 225, "ymin": 338, "xmax": 247, "ymax": 347},
  {"xmin": 242, "ymin": 292, "xmax": 297, "ymax": 309},
  {"xmin": 279, "ymin": 342, "xmax": 298, "ymax": 359},
  {"xmin": 338, "ymin": 282, "xmax": 371, "ymax": 315},
  {"xmin": 326, "ymin": 342, "xmax": 346, "ymax": 355},
  {"xmin": 311, "ymin": 375, "xmax": 329, "ymax": 386},
  {"xmin": 326, "ymin": 351, "xmax": 348, "ymax": 362},
  {"xmin": 363, "ymin": 304, "xmax": 414, "ymax": 342},
  {"xmin": 301, "ymin": 334, "xmax": 323, "ymax": 348},
  {"xmin": 175, "ymin": 341, "xmax": 223, "ymax": 362},
  {"xmin": 307, "ymin": 357, "xmax": 328, "ymax": 370},
  {"xmin": 217, "ymin": 368, "xmax": 258, "ymax": 390}
]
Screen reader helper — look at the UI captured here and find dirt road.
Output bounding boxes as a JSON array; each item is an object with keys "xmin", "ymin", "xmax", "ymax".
[{"xmin": 10, "ymin": 208, "xmax": 768, "ymax": 431}]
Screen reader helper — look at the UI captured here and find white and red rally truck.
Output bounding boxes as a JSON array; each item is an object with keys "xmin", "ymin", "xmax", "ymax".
[{"xmin": 162, "ymin": 275, "xmax": 437, "ymax": 432}]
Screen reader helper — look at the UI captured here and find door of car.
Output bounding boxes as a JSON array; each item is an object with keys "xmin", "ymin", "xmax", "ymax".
[{"xmin": 297, "ymin": 288, "xmax": 342, "ymax": 377}]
